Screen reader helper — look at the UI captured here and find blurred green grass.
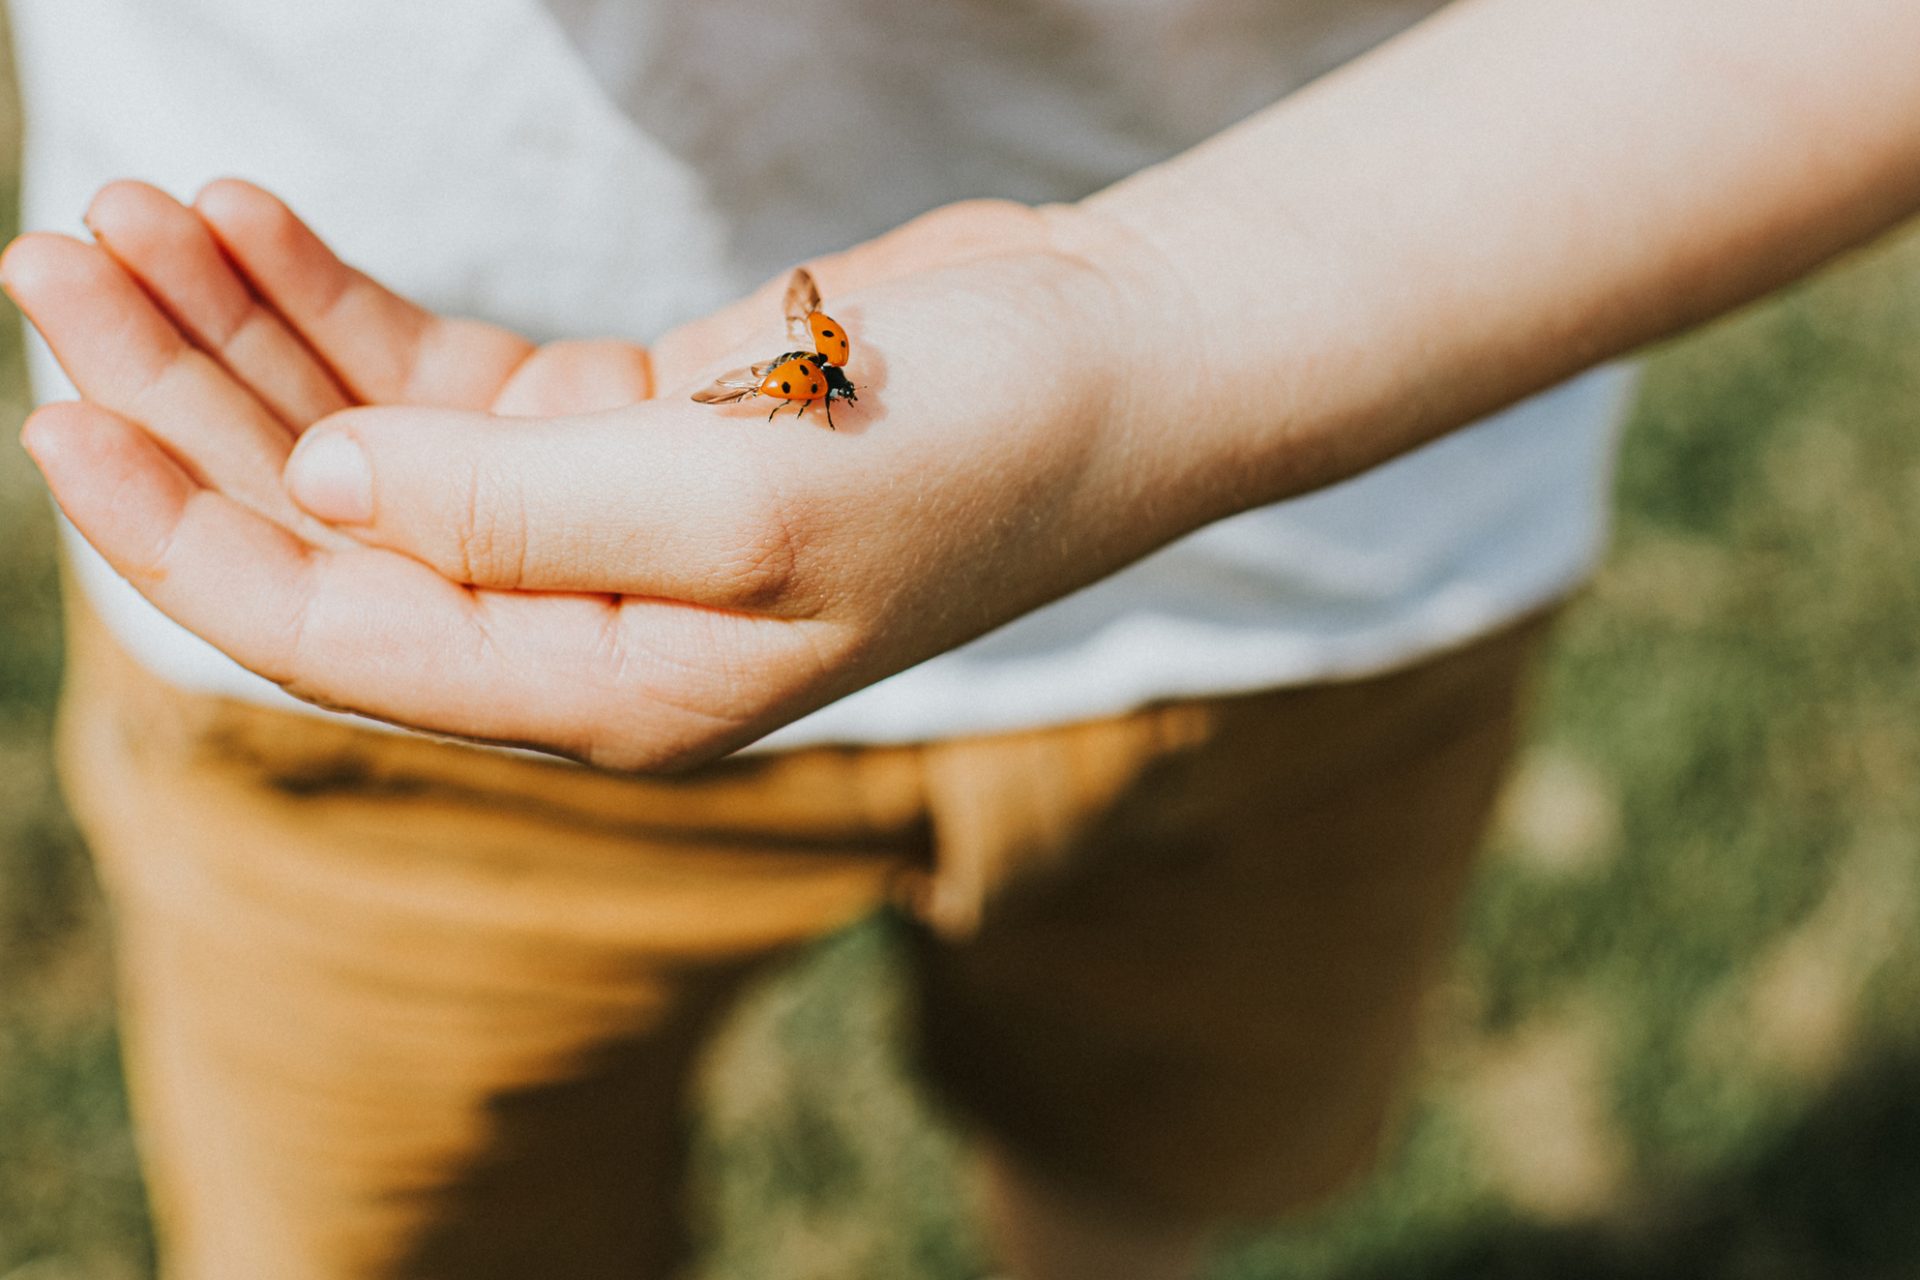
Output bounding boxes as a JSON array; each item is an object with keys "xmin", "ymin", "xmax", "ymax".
[{"xmin": 3, "ymin": 14, "xmax": 1920, "ymax": 1280}]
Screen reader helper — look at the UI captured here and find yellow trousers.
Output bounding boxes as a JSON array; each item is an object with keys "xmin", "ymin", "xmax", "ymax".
[{"xmin": 58, "ymin": 594, "xmax": 1547, "ymax": 1278}]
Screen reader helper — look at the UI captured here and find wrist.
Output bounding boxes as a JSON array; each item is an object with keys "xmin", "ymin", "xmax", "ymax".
[{"xmin": 1034, "ymin": 198, "xmax": 1287, "ymax": 542}]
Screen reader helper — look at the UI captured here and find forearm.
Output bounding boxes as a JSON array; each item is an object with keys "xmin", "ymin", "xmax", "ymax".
[{"xmin": 1084, "ymin": 0, "xmax": 1920, "ymax": 518}]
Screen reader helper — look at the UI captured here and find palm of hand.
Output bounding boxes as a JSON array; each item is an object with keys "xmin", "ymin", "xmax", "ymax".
[{"xmin": 7, "ymin": 181, "xmax": 1178, "ymax": 768}]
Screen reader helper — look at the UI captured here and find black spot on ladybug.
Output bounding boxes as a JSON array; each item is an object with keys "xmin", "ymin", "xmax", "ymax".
[
  {"xmin": 810, "ymin": 383, "xmax": 821, "ymax": 394},
  {"xmin": 780, "ymin": 381, "xmax": 791, "ymax": 394},
  {"xmin": 822, "ymin": 329, "xmax": 834, "ymax": 337}
]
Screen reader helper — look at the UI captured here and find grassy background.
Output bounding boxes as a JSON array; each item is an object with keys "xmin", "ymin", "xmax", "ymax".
[{"xmin": 4, "ymin": 12, "xmax": 1920, "ymax": 1279}]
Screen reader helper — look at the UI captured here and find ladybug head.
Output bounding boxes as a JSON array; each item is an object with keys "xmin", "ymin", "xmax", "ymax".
[{"xmin": 822, "ymin": 363, "xmax": 857, "ymax": 402}]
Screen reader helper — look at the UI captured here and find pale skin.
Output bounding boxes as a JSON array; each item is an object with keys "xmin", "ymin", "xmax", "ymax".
[{"xmin": 8, "ymin": 0, "xmax": 1920, "ymax": 1275}]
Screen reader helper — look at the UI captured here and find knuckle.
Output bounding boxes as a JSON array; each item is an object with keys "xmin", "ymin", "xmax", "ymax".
[
  {"xmin": 703, "ymin": 474, "xmax": 804, "ymax": 609},
  {"xmin": 215, "ymin": 304, "xmax": 271, "ymax": 361},
  {"xmin": 710, "ymin": 518, "xmax": 797, "ymax": 608},
  {"xmin": 447, "ymin": 456, "xmax": 531, "ymax": 587},
  {"xmin": 908, "ymin": 198, "xmax": 1049, "ymax": 249},
  {"xmin": 578, "ymin": 731, "xmax": 712, "ymax": 776},
  {"xmin": 922, "ymin": 197, "xmax": 1036, "ymax": 231},
  {"xmin": 571, "ymin": 609, "xmax": 830, "ymax": 773},
  {"xmin": 570, "ymin": 682, "xmax": 734, "ymax": 777}
]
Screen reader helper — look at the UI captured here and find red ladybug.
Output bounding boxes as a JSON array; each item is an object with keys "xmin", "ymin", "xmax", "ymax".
[{"xmin": 692, "ymin": 267, "xmax": 857, "ymax": 429}]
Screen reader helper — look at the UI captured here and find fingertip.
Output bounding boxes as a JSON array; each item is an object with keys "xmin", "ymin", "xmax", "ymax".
[
  {"xmin": 18, "ymin": 400, "xmax": 81, "ymax": 468},
  {"xmin": 191, "ymin": 176, "xmax": 257, "ymax": 216},
  {"xmin": 192, "ymin": 179, "xmax": 338, "ymax": 308},
  {"xmin": 82, "ymin": 178, "xmax": 177, "ymax": 238},
  {"xmin": 0, "ymin": 238, "xmax": 29, "ymax": 298},
  {"xmin": 0, "ymin": 231, "xmax": 87, "ymax": 299},
  {"xmin": 0, "ymin": 233, "xmax": 33, "ymax": 286},
  {"xmin": 193, "ymin": 177, "xmax": 294, "ymax": 247}
]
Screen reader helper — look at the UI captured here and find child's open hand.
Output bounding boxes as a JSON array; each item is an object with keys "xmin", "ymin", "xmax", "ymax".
[
  {"xmin": 5, "ymin": 180, "xmax": 658, "ymax": 538},
  {"xmin": 8, "ymin": 182, "xmax": 1213, "ymax": 768}
]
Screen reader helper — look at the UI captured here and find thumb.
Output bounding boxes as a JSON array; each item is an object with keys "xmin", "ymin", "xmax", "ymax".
[{"xmin": 282, "ymin": 404, "xmax": 802, "ymax": 609}]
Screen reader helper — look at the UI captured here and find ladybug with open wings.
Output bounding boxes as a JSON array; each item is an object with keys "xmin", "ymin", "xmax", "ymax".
[{"xmin": 692, "ymin": 268, "xmax": 857, "ymax": 430}]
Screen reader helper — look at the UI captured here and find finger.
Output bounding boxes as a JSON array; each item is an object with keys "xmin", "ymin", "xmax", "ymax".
[
  {"xmin": 22, "ymin": 400, "xmax": 824, "ymax": 771},
  {"xmin": 281, "ymin": 403, "xmax": 808, "ymax": 610},
  {"xmin": 83, "ymin": 180, "xmax": 354, "ymax": 430},
  {"xmin": 491, "ymin": 339, "xmax": 653, "ymax": 416},
  {"xmin": 192, "ymin": 178, "xmax": 535, "ymax": 409},
  {"xmin": 0, "ymin": 232, "xmax": 324, "ymax": 535}
]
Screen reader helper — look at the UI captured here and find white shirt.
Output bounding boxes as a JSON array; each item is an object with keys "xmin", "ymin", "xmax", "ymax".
[{"xmin": 11, "ymin": 0, "xmax": 1635, "ymax": 749}]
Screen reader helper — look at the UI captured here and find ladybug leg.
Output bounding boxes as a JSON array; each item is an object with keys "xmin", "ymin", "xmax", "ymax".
[
  {"xmin": 824, "ymin": 397, "xmax": 836, "ymax": 431},
  {"xmin": 766, "ymin": 398, "xmax": 782, "ymax": 423}
]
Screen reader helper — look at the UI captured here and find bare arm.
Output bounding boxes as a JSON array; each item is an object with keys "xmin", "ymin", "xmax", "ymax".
[{"xmin": 1083, "ymin": 0, "xmax": 1920, "ymax": 521}]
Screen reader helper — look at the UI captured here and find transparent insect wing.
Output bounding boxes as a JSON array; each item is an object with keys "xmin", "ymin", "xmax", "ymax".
[
  {"xmin": 783, "ymin": 267, "xmax": 823, "ymax": 344},
  {"xmin": 691, "ymin": 367, "xmax": 764, "ymax": 404}
]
